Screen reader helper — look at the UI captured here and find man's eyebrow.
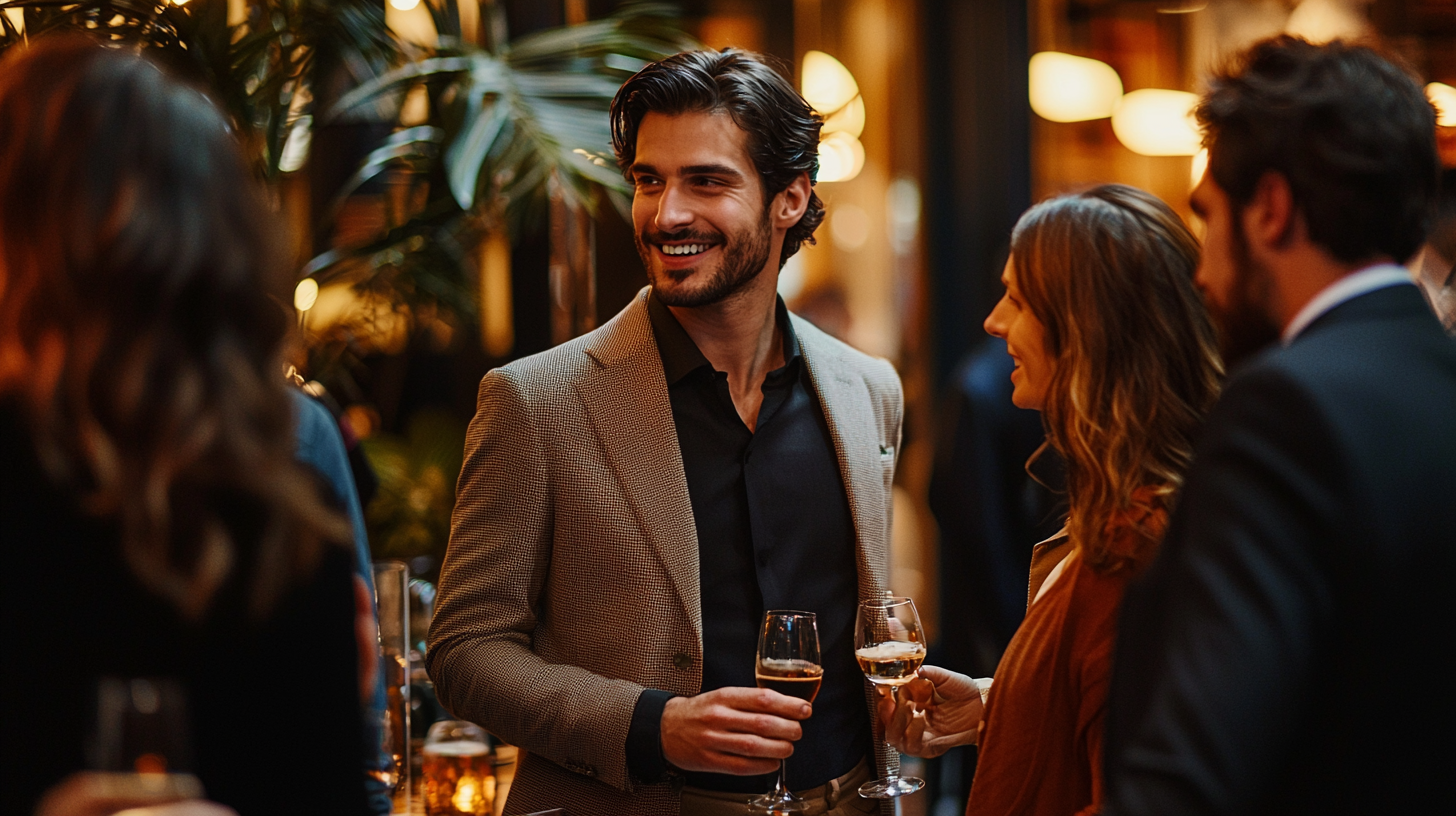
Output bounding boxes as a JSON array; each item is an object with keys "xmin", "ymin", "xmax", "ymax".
[
  {"xmin": 682, "ymin": 164, "xmax": 746, "ymax": 179},
  {"xmin": 627, "ymin": 162, "xmax": 658, "ymax": 178}
]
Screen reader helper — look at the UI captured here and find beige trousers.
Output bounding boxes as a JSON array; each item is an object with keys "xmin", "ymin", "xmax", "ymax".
[{"xmin": 679, "ymin": 759, "xmax": 879, "ymax": 816}]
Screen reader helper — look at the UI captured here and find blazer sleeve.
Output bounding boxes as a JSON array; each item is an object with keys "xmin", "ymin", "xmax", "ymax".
[
  {"xmin": 427, "ymin": 367, "xmax": 648, "ymax": 792},
  {"xmin": 1103, "ymin": 367, "xmax": 1343, "ymax": 815}
]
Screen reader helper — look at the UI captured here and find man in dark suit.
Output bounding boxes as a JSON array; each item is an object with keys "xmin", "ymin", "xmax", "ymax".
[{"xmin": 1104, "ymin": 36, "xmax": 1456, "ymax": 815}]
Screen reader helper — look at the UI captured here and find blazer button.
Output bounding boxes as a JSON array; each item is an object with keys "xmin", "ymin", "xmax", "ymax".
[{"xmin": 672, "ymin": 652, "xmax": 692, "ymax": 670}]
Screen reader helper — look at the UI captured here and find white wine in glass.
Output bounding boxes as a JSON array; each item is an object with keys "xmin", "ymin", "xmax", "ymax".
[
  {"xmin": 749, "ymin": 610, "xmax": 821, "ymax": 815},
  {"xmin": 854, "ymin": 595, "xmax": 927, "ymax": 799}
]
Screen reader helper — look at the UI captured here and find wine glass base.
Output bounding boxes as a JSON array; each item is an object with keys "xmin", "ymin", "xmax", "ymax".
[
  {"xmin": 748, "ymin": 789, "xmax": 809, "ymax": 815},
  {"xmin": 857, "ymin": 776, "xmax": 926, "ymax": 799}
]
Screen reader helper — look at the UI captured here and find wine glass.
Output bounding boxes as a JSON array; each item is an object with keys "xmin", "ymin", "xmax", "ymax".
[
  {"xmin": 90, "ymin": 676, "xmax": 204, "ymax": 798},
  {"xmin": 749, "ymin": 610, "xmax": 822, "ymax": 815},
  {"xmin": 854, "ymin": 595, "xmax": 928, "ymax": 799}
]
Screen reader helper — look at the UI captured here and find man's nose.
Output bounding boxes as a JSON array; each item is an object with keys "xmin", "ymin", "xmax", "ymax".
[{"xmin": 654, "ymin": 183, "xmax": 694, "ymax": 232}]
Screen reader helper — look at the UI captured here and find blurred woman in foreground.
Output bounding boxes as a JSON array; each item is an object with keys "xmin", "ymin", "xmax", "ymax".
[
  {"xmin": 0, "ymin": 37, "xmax": 371, "ymax": 815},
  {"xmin": 881, "ymin": 185, "xmax": 1222, "ymax": 816}
]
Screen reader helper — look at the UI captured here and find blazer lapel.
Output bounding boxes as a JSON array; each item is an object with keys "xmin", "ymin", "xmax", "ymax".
[
  {"xmin": 575, "ymin": 290, "xmax": 703, "ymax": 645},
  {"xmin": 794, "ymin": 318, "xmax": 890, "ymax": 604}
]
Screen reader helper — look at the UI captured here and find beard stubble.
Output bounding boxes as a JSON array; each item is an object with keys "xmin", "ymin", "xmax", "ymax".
[
  {"xmin": 637, "ymin": 211, "xmax": 774, "ymax": 308},
  {"xmin": 1209, "ymin": 216, "xmax": 1283, "ymax": 370}
]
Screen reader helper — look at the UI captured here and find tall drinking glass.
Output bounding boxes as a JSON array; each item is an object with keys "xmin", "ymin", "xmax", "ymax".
[
  {"xmin": 854, "ymin": 595, "xmax": 927, "ymax": 799},
  {"xmin": 749, "ymin": 610, "xmax": 822, "ymax": 815},
  {"xmin": 374, "ymin": 560, "xmax": 411, "ymax": 814}
]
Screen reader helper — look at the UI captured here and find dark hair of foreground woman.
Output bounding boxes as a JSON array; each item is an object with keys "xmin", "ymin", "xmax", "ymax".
[{"xmin": 0, "ymin": 36, "xmax": 370, "ymax": 815}]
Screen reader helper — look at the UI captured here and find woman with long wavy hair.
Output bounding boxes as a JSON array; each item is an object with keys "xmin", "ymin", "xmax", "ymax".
[
  {"xmin": 0, "ymin": 37, "xmax": 371, "ymax": 815},
  {"xmin": 879, "ymin": 184, "xmax": 1222, "ymax": 816}
]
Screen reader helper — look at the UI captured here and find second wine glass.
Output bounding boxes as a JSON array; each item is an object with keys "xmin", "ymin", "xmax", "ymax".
[
  {"xmin": 854, "ymin": 595, "xmax": 928, "ymax": 799},
  {"xmin": 749, "ymin": 610, "xmax": 822, "ymax": 815}
]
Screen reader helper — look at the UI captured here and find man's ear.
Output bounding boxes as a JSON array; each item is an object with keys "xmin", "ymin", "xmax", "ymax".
[
  {"xmin": 1244, "ymin": 171, "xmax": 1299, "ymax": 252},
  {"xmin": 771, "ymin": 172, "xmax": 813, "ymax": 230}
]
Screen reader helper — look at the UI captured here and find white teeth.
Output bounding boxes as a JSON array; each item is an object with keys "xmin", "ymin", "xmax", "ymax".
[{"xmin": 662, "ymin": 244, "xmax": 707, "ymax": 256}]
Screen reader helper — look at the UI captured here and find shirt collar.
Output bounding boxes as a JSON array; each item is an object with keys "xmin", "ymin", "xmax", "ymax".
[
  {"xmin": 646, "ymin": 288, "xmax": 801, "ymax": 385},
  {"xmin": 1281, "ymin": 263, "xmax": 1416, "ymax": 345}
]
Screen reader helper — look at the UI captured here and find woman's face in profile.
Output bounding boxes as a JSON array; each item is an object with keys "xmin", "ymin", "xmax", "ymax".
[{"xmin": 984, "ymin": 256, "xmax": 1054, "ymax": 411}]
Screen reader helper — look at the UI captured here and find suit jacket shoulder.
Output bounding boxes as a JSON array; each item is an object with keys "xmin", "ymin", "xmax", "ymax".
[{"xmin": 1105, "ymin": 284, "xmax": 1456, "ymax": 816}]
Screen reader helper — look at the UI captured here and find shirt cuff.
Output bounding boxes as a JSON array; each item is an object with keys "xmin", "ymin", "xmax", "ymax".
[{"xmin": 626, "ymin": 688, "xmax": 677, "ymax": 784}]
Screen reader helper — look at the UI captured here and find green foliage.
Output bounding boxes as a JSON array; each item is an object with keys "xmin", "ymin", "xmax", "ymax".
[
  {"xmin": 360, "ymin": 409, "xmax": 466, "ymax": 561},
  {"xmin": 304, "ymin": 2, "xmax": 696, "ymax": 323},
  {"xmin": 0, "ymin": 1, "xmax": 692, "ymax": 333},
  {"xmin": 0, "ymin": 0, "xmax": 403, "ymax": 179}
]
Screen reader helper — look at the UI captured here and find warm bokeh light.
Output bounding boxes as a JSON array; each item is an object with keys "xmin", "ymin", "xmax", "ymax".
[
  {"xmin": 817, "ymin": 131, "xmax": 865, "ymax": 183},
  {"xmin": 1285, "ymin": 0, "xmax": 1370, "ymax": 44},
  {"xmin": 802, "ymin": 50, "xmax": 860, "ymax": 116},
  {"xmin": 1428, "ymin": 82, "xmax": 1456, "ymax": 128},
  {"xmin": 821, "ymin": 94, "xmax": 865, "ymax": 138},
  {"xmin": 1191, "ymin": 147, "xmax": 1209, "ymax": 188},
  {"xmin": 1111, "ymin": 89, "xmax": 1201, "ymax": 156},
  {"xmin": 1028, "ymin": 51, "xmax": 1124, "ymax": 123},
  {"xmin": 278, "ymin": 116, "xmax": 313, "ymax": 174},
  {"xmin": 830, "ymin": 203, "xmax": 871, "ymax": 251},
  {"xmin": 479, "ymin": 230, "xmax": 514, "ymax": 357},
  {"xmin": 386, "ymin": 0, "xmax": 436, "ymax": 45},
  {"xmin": 294, "ymin": 278, "xmax": 320, "ymax": 312}
]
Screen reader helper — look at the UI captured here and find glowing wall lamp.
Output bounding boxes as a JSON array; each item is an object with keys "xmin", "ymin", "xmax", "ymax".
[
  {"xmin": 1111, "ymin": 89, "xmax": 1201, "ymax": 156},
  {"xmin": 1284, "ymin": 0, "xmax": 1370, "ymax": 44},
  {"xmin": 803, "ymin": 50, "xmax": 865, "ymax": 182},
  {"xmin": 803, "ymin": 50, "xmax": 859, "ymax": 116},
  {"xmin": 1191, "ymin": 147, "xmax": 1210, "ymax": 188},
  {"xmin": 1427, "ymin": 82, "xmax": 1456, "ymax": 128},
  {"xmin": 1028, "ymin": 52, "xmax": 1123, "ymax": 123},
  {"xmin": 817, "ymin": 131, "xmax": 865, "ymax": 183},
  {"xmin": 294, "ymin": 278, "xmax": 320, "ymax": 312}
]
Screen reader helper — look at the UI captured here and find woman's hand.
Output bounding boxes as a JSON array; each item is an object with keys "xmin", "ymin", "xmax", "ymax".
[
  {"xmin": 876, "ymin": 665, "xmax": 985, "ymax": 758},
  {"xmin": 34, "ymin": 773, "xmax": 238, "ymax": 816}
]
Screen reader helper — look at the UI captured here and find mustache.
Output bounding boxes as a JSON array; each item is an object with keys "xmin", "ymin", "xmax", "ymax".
[{"xmin": 639, "ymin": 227, "xmax": 724, "ymax": 245}]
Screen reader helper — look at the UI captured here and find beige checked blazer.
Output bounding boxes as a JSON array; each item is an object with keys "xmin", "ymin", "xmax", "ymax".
[{"xmin": 427, "ymin": 287, "xmax": 903, "ymax": 815}]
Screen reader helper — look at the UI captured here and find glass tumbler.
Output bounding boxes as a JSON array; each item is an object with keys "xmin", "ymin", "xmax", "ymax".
[{"xmin": 421, "ymin": 720, "xmax": 494, "ymax": 816}]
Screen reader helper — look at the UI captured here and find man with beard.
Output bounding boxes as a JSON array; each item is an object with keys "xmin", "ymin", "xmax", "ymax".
[
  {"xmin": 1103, "ymin": 37, "xmax": 1456, "ymax": 815},
  {"xmin": 428, "ymin": 49, "xmax": 901, "ymax": 816}
]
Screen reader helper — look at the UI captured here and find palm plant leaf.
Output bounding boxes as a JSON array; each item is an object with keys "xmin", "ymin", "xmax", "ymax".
[
  {"xmin": 325, "ymin": 2, "xmax": 694, "ymax": 222},
  {"xmin": 292, "ymin": 2, "xmax": 694, "ymax": 344},
  {"xmin": 0, "ymin": 1, "xmax": 403, "ymax": 180}
]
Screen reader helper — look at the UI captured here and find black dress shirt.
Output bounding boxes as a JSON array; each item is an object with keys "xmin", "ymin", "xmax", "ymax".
[{"xmin": 625, "ymin": 292, "xmax": 870, "ymax": 792}]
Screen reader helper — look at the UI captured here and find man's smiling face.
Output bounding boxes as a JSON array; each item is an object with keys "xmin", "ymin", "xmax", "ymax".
[{"xmin": 629, "ymin": 110, "xmax": 777, "ymax": 308}]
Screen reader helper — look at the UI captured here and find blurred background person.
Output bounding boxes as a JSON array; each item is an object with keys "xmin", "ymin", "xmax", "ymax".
[
  {"xmin": 1410, "ymin": 167, "xmax": 1456, "ymax": 333},
  {"xmin": 925, "ymin": 335, "xmax": 1063, "ymax": 805},
  {"xmin": 0, "ymin": 36, "xmax": 372, "ymax": 815},
  {"xmin": 880, "ymin": 185, "xmax": 1222, "ymax": 816},
  {"xmin": 1104, "ymin": 36, "xmax": 1455, "ymax": 816}
]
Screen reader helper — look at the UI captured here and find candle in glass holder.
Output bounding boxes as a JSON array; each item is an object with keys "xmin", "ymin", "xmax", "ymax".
[{"xmin": 421, "ymin": 721, "xmax": 493, "ymax": 816}]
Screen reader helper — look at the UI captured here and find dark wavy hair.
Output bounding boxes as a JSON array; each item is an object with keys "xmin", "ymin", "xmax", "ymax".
[
  {"xmin": 0, "ymin": 37, "xmax": 350, "ymax": 620},
  {"xmin": 1197, "ymin": 35, "xmax": 1439, "ymax": 264},
  {"xmin": 610, "ymin": 48, "xmax": 825, "ymax": 267},
  {"xmin": 1013, "ymin": 185, "xmax": 1223, "ymax": 574}
]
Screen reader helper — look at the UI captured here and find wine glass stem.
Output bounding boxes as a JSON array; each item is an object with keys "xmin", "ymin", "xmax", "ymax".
[
  {"xmin": 883, "ymin": 741, "xmax": 899, "ymax": 783},
  {"xmin": 775, "ymin": 759, "xmax": 790, "ymax": 797}
]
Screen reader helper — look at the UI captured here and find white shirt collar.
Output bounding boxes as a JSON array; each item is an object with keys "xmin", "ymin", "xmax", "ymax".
[{"xmin": 1281, "ymin": 263, "xmax": 1415, "ymax": 345}]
